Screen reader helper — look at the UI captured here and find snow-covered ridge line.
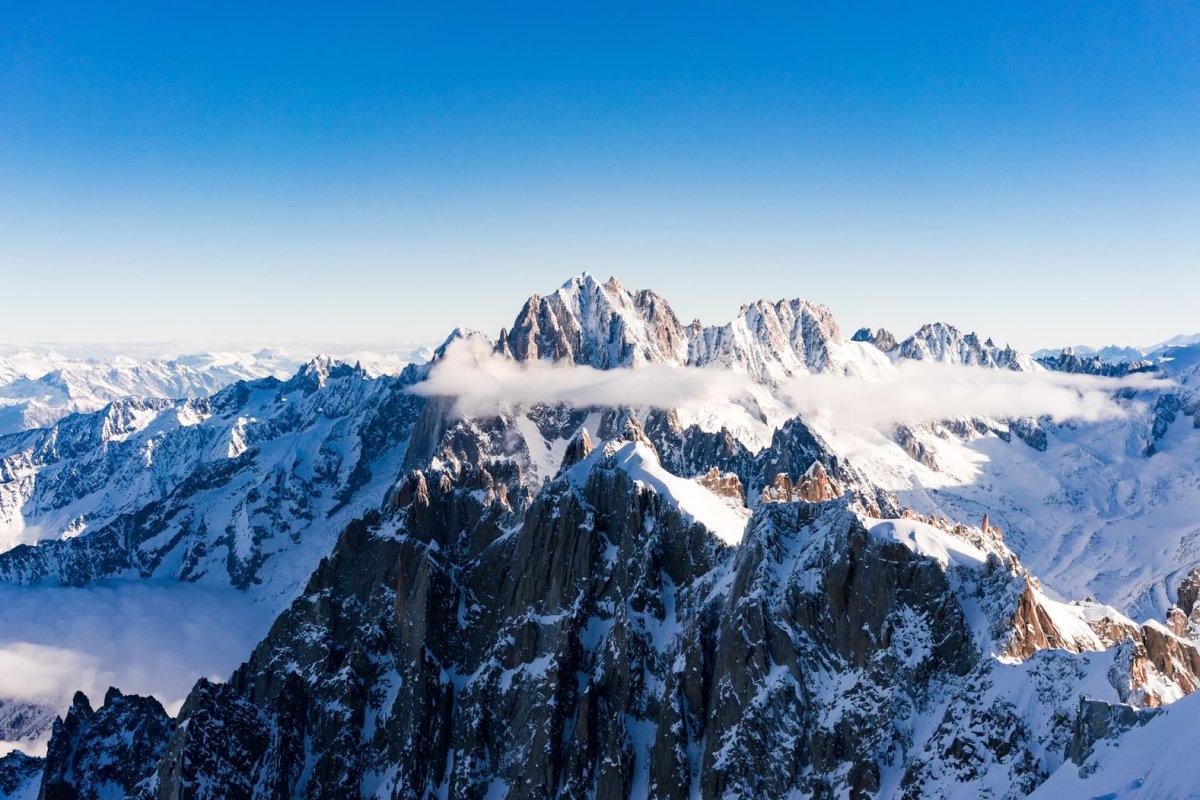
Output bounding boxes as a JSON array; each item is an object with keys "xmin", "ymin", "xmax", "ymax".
[{"xmin": 0, "ymin": 346, "xmax": 434, "ymax": 437}]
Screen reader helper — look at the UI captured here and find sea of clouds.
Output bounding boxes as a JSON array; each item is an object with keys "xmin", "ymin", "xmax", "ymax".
[{"xmin": 411, "ymin": 338, "xmax": 1168, "ymax": 428}]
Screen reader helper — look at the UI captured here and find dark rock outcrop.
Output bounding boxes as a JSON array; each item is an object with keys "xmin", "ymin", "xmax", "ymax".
[
  {"xmin": 0, "ymin": 750, "xmax": 42, "ymax": 800},
  {"xmin": 1036, "ymin": 347, "xmax": 1155, "ymax": 378},
  {"xmin": 852, "ymin": 327, "xmax": 898, "ymax": 352},
  {"xmin": 37, "ymin": 688, "xmax": 171, "ymax": 800}
]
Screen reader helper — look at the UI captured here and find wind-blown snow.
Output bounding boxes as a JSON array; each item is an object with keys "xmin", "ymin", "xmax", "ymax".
[
  {"xmin": 570, "ymin": 442, "xmax": 750, "ymax": 545},
  {"xmin": 867, "ymin": 518, "xmax": 987, "ymax": 569}
]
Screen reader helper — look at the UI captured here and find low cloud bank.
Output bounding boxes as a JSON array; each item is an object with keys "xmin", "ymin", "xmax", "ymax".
[
  {"xmin": 409, "ymin": 338, "xmax": 747, "ymax": 417},
  {"xmin": 0, "ymin": 580, "xmax": 276, "ymax": 754},
  {"xmin": 412, "ymin": 339, "xmax": 1168, "ymax": 429},
  {"xmin": 777, "ymin": 360, "xmax": 1167, "ymax": 428}
]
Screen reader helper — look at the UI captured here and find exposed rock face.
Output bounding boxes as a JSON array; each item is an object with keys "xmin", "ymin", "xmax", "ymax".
[
  {"xmin": 687, "ymin": 297, "xmax": 855, "ymax": 380},
  {"xmin": 496, "ymin": 274, "xmax": 690, "ymax": 368},
  {"xmin": 560, "ymin": 427, "xmax": 595, "ymax": 470},
  {"xmin": 898, "ymin": 322, "xmax": 1036, "ymax": 371},
  {"xmin": 8, "ymin": 276, "xmax": 1200, "ymax": 799},
  {"xmin": 894, "ymin": 424, "xmax": 939, "ymax": 470},
  {"xmin": 1172, "ymin": 565, "xmax": 1200, "ymax": 638},
  {"xmin": 1131, "ymin": 622, "xmax": 1200, "ymax": 705},
  {"xmin": 14, "ymin": 404, "xmax": 1200, "ymax": 798},
  {"xmin": 0, "ymin": 360, "xmax": 429, "ymax": 749},
  {"xmin": 998, "ymin": 580, "xmax": 1200, "ymax": 709},
  {"xmin": 1003, "ymin": 580, "xmax": 1135, "ymax": 660},
  {"xmin": 695, "ymin": 467, "xmax": 744, "ymax": 502},
  {"xmin": 1066, "ymin": 697, "xmax": 1159, "ymax": 766},
  {"xmin": 1145, "ymin": 393, "xmax": 1185, "ymax": 456},
  {"xmin": 36, "ymin": 406, "xmax": 1170, "ymax": 799},
  {"xmin": 496, "ymin": 274, "xmax": 882, "ymax": 381},
  {"xmin": 851, "ymin": 326, "xmax": 898, "ymax": 352},
  {"xmin": 760, "ymin": 461, "xmax": 841, "ymax": 504},
  {"xmin": 37, "ymin": 689, "xmax": 171, "ymax": 800},
  {"xmin": 151, "ymin": 680, "xmax": 272, "ymax": 800}
]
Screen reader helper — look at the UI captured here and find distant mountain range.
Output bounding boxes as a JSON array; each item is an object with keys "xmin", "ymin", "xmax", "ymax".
[
  {"xmin": 1033, "ymin": 332, "xmax": 1200, "ymax": 364},
  {"xmin": 0, "ymin": 346, "xmax": 434, "ymax": 436}
]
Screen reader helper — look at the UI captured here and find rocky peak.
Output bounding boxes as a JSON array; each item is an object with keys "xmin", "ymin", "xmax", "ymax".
[
  {"xmin": 0, "ymin": 749, "xmax": 42, "ymax": 800},
  {"xmin": 37, "ymin": 687, "xmax": 172, "ymax": 800},
  {"xmin": 491, "ymin": 275, "xmax": 879, "ymax": 380},
  {"xmin": 898, "ymin": 322, "xmax": 1037, "ymax": 371},
  {"xmin": 432, "ymin": 326, "xmax": 493, "ymax": 362},
  {"xmin": 1036, "ymin": 346, "xmax": 1155, "ymax": 377},
  {"xmin": 851, "ymin": 326, "xmax": 898, "ymax": 352},
  {"xmin": 687, "ymin": 296, "xmax": 850, "ymax": 381},
  {"xmin": 280, "ymin": 354, "xmax": 363, "ymax": 394},
  {"xmin": 560, "ymin": 427, "xmax": 594, "ymax": 471},
  {"xmin": 695, "ymin": 467, "xmax": 745, "ymax": 502},
  {"xmin": 496, "ymin": 272, "xmax": 689, "ymax": 368},
  {"xmin": 760, "ymin": 461, "xmax": 841, "ymax": 504}
]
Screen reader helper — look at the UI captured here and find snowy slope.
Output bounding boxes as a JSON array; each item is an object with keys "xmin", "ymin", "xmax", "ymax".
[
  {"xmin": 568, "ymin": 440, "xmax": 751, "ymax": 545},
  {"xmin": 824, "ymin": 350, "xmax": 1200, "ymax": 621},
  {"xmin": 1031, "ymin": 690, "xmax": 1200, "ymax": 799}
]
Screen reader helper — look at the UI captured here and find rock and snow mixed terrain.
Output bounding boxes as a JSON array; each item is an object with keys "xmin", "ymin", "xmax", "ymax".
[{"xmin": 0, "ymin": 273, "xmax": 1198, "ymax": 798}]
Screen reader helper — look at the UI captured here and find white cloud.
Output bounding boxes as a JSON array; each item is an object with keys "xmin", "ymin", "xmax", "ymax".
[
  {"xmin": 0, "ymin": 580, "xmax": 275, "ymax": 754},
  {"xmin": 411, "ymin": 339, "xmax": 1168, "ymax": 429},
  {"xmin": 0, "ymin": 642, "xmax": 99, "ymax": 705},
  {"xmin": 409, "ymin": 338, "xmax": 748, "ymax": 417},
  {"xmin": 776, "ymin": 360, "xmax": 1168, "ymax": 429}
]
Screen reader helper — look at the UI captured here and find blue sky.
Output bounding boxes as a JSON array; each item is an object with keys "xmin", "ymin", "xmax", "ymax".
[{"xmin": 1, "ymin": 2, "xmax": 1197, "ymax": 350}]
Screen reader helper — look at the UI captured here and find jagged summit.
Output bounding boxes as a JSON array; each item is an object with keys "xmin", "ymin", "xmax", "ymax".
[
  {"xmin": 897, "ymin": 321, "xmax": 1038, "ymax": 371},
  {"xmin": 496, "ymin": 272, "xmax": 689, "ymax": 368},
  {"xmin": 494, "ymin": 274, "xmax": 891, "ymax": 380},
  {"xmin": 851, "ymin": 326, "xmax": 898, "ymax": 352},
  {"xmin": 1037, "ymin": 346, "xmax": 1154, "ymax": 377}
]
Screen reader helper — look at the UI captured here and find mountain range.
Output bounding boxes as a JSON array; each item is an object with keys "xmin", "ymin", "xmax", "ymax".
[
  {"xmin": 0, "ymin": 273, "xmax": 1198, "ymax": 799},
  {"xmin": 0, "ymin": 347, "xmax": 433, "ymax": 437},
  {"xmin": 1032, "ymin": 332, "xmax": 1200, "ymax": 365}
]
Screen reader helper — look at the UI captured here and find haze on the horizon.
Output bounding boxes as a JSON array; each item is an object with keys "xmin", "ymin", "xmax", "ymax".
[{"xmin": 1, "ymin": 3, "xmax": 1197, "ymax": 352}]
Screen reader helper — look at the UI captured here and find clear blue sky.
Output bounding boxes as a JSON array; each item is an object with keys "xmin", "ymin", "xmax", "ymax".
[{"xmin": 1, "ymin": 2, "xmax": 1197, "ymax": 350}]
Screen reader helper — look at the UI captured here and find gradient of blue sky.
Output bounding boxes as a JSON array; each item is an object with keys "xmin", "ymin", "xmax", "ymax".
[{"xmin": 1, "ymin": 2, "xmax": 1197, "ymax": 350}]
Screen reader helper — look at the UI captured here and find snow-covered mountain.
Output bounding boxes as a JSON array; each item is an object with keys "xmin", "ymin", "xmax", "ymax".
[
  {"xmin": 895, "ymin": 321, "xmax": 1038, "ymax": 371},
  {"xmin": 0, "ymin": 347, "xmax": 431, "ymax": 437},
  {"xmin": 1, "ymin": 273, "xmax": 1198, "ymax": 798},
  {"xmin": 497, "ymin": 273, "xmax": 891, "ymax": 380}
]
